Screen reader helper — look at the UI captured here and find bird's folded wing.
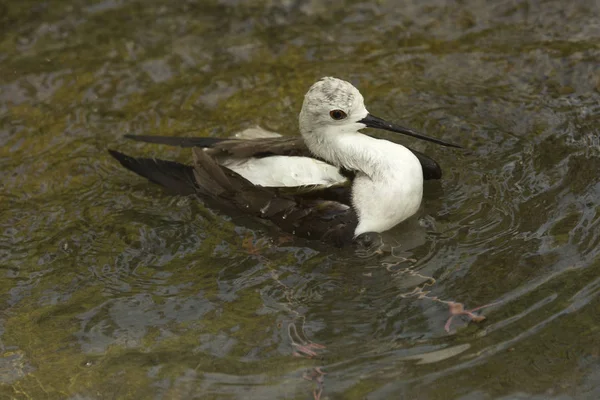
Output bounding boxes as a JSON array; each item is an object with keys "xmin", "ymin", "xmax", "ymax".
[{"xmin": 108, "ymin": 148, "xmax": 358, "ymax": 246}]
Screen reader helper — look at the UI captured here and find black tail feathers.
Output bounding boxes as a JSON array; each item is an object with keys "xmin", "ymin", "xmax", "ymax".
[{"xmin": 108, "ymin": 150, "xmax": 198, "ymax": 195}]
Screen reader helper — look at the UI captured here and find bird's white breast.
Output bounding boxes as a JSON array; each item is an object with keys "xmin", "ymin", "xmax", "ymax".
[{"xmin": 349, "ymin": 139, "xmax": 424, "ymax": 236}]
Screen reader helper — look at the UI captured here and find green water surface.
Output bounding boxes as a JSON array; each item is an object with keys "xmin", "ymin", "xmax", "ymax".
[{"xmin": 1, "ymin": 0, "xmax": 599, "ymax": 399}]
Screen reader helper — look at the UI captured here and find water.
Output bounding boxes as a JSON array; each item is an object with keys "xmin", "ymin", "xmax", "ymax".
[{"xmin": 1, "ymin": 0, "xmax": 599, "ymax": 398}]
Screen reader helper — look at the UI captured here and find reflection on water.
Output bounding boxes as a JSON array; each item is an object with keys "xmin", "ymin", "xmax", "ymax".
[{"xmin": 1, "ymin": 0, "xmax": 599, "ymax": 398}]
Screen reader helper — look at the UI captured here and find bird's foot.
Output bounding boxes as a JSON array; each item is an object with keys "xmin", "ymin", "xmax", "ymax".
[{"xmin": 354, "ymin": 232, "xmax": 384, "ymax": 257}]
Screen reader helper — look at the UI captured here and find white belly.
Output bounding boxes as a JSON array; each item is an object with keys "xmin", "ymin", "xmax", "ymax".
[{"xmin": 221, "ymin": 156, "xmax": 347, "ymax": 187}]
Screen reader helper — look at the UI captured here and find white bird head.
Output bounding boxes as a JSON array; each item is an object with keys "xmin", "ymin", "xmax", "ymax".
[
  {"xmin": 298, "ymin": 77, "xmax": 462, "ymax": 148},
  {"xmin": 299, "ymin": 77, "xmax": 368, "ymax": 135}
]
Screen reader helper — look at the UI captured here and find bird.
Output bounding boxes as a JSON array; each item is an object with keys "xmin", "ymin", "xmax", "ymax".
[{"xmin": 109, "ymin": 77, "xmax": 462, "ymax": 248}]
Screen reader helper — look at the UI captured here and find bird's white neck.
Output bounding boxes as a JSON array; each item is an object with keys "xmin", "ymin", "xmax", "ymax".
[
  {"xmin": 302, "ymin": 127, "xmax": 424, "ymax": 236},
  {"xmin": 302, "ymin": 127, "xmax": 381, "ymax": 178}
]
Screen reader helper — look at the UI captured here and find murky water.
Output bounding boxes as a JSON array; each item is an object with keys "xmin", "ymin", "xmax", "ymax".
[{"xmin": 1, "ymin": 0, "xmax": 600, "ymax": 398}]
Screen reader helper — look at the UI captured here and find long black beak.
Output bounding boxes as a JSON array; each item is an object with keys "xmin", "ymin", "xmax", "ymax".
[{"xmin": 359, "ymin": 114, "xmax": 462, "ymax": 149}]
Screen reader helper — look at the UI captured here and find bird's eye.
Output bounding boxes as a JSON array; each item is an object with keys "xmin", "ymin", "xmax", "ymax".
[{"xmin": 329, "ymin": 109, "xmax": 347, "ymax": 120}]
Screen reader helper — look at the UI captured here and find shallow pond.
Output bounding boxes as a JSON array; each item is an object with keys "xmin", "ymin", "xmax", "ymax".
[{"xmin": 1, "ymin": 0, "xmax": 600, "ymax": 399}]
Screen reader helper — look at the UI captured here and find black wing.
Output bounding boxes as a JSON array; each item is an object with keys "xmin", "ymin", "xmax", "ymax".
[{"xmin": 109, "ymin": 149, "xmax": 358, "ymax": 247}]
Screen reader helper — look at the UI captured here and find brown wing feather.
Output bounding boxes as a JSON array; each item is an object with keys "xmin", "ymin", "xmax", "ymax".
[
  {"xmin": 203, "ymin": 137, "xmax": 309, "ymax": 158},
  {"xmin": 191, "ymin": 148, "xmax": 357, "ymax": 246},
  {"xmin": 125, "ymin": 134, "xmax": 310, "ymax": 158}
]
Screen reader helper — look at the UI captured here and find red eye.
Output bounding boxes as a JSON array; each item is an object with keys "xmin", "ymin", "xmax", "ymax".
[{"xmin": 329, "ymin": 109, "xmax": 347, "ymax": 120}]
